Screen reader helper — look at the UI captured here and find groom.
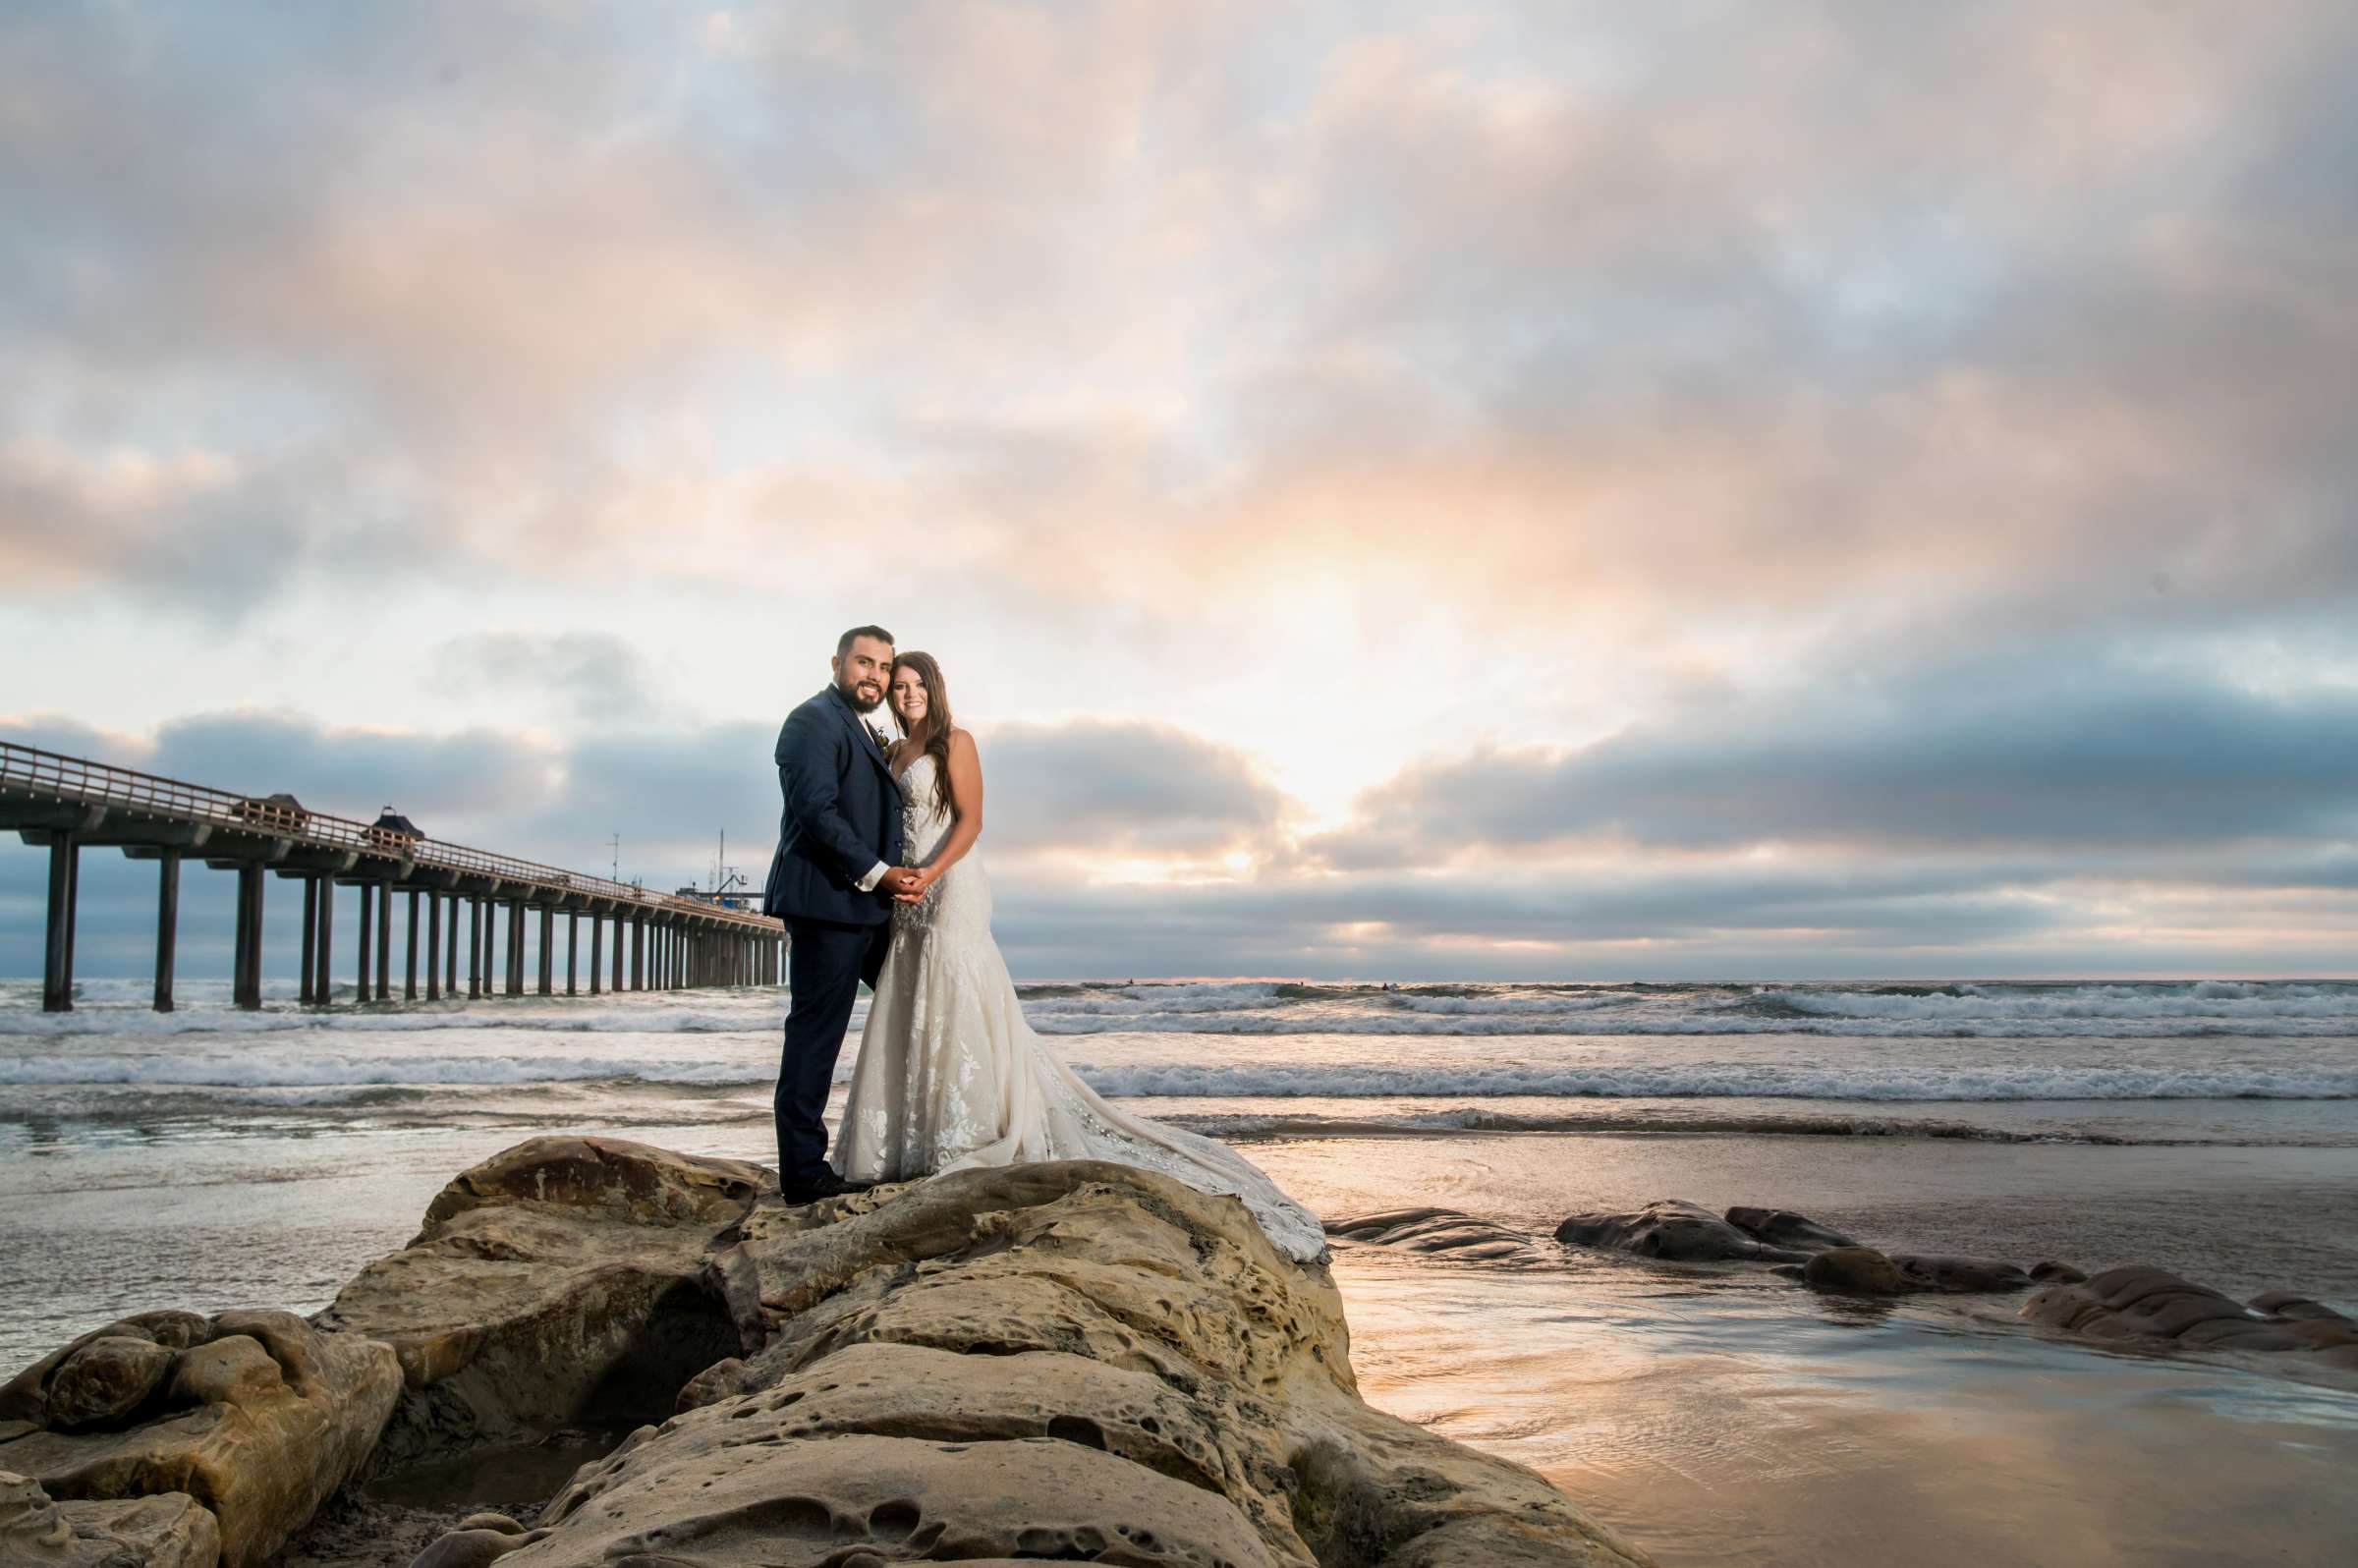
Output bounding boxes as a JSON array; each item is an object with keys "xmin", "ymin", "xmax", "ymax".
[{"xmin": 762, "ymin": 624, "xmax": 921, "ymax": 1201}]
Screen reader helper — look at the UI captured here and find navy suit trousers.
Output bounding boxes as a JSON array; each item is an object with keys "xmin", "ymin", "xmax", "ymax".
[{"xmin": 775, "ymin": 916, "xmax": 891, "ymax": 1184}]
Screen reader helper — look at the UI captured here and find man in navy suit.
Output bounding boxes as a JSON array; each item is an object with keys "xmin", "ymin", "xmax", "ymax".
[{"xmin": 761, "ymin": 625, "xmax": 917, "ymax": 1200}]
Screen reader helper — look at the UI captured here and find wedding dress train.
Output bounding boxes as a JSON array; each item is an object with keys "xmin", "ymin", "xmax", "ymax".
[{"xmin": 836, "ymin": 753, "xmax": 1327, "ymax": 1263}]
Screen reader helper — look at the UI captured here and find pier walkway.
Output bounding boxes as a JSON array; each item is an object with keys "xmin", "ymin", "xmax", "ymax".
[{"xmin": 1, "ymin": 741, "xmax": 783, "ymax": 1012}]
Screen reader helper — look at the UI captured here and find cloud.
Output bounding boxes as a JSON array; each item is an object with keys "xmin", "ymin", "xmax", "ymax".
[
  {"xmin": 1329, "ymin": 655, "xmax": 2358, "ymax": 863},
  {"xmin": 975, "ymin": 722, "xmax": 1289, "ymax": 861},
  {"xmin": 431, "ymin": 631, "xmax": 660, "ymax": 723}
]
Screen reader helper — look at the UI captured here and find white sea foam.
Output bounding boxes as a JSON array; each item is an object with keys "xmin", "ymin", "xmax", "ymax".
[
  {"xmin": 1065, "ymin": 1061, "xmax": 2358, "ymax": 1102},
  {"xmin": 10, "ymin": 1051, "xmax": 2347, "ymax": 1103}
]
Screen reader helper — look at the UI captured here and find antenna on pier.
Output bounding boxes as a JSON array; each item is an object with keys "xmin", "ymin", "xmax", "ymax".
[{"xmin": 609, "ymin": 832, "xmax": 621, "ymax": 881}]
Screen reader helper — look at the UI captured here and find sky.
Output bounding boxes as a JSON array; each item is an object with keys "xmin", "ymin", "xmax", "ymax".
[{"xmin": 3, "ymin": 0, "xmax": 2355, "ymax": 981}]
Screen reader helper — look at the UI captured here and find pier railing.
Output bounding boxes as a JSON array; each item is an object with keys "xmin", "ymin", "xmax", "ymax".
[{"xmin": 0, "ymin": 740, "xmax": 758, "ymax": 926}]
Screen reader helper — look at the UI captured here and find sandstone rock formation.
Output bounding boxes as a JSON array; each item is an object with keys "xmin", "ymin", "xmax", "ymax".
[
  {"xmin": 0, "ymin": 1470, "xmax": 220, "ymax": 1568},
  {"xmin": 1553, "ymin": 1200, "xmax": 2034, "ymax": 1299},
  {"xmin": 0, "ymin": 1309, "xmax": 395, "ymax": 1568},
  {"xmin": 1326, "ymin": 1208, "xmax": 1544, "ymax": 1260},
  {"xmin": 1722, "ymin": 1207, "xmax": 1858, "ymax": 1253},
  {"xmin": 1554, "ymin": 1200, "xmax": 1815, "ymax": 1263},
  {"xmin": 314, "ymin": 1136, "xmax": 767, "ymax": 1470},
  {"xmin": 2022, "ymin": 1266, "xmax": 2358, "ymax": 1371},
  {"xmin": 382, "ymin": 1148, "xmax": 1654, "ymax": 1568}
]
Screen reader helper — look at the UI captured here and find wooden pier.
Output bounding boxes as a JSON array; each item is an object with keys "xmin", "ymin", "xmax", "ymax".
[{"xmin": 1, "ymin": 741, "xmax": 784, "ymax": 1012}]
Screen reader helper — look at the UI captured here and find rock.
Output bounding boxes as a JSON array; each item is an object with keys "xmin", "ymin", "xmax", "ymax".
[
  {"xmin": 2024, "ymin": 1265, "xmax": 2358, "ymax": 1374},
  {"xmin": 2029, "ymin": 1260, "xmax": 2088, "ymax": 1284},
  {"xmin": 408, "ymin": 1524, "xmax": 548, "ymax": 1568},
  {"xmin": 166, "ymin": 1338, "xmax": 285, "ymax": 1409},
  {"xmin": 2248, "ymin": 1290, "xmax": 2351, "ymax": 1323},
  {"xmin": 1889, "ymin": 1255, "xmax": 2032, "ymax": 1294},
  {"xmin": 1327, "ymin": 1208, "xmax": 1540, "ymax": 1259},
  {"xmin": 1554, "ymin": 1200, "xmax": 1810, "ymax": 1263},
  {"xmin": 454, "ymin": 1511, "xmax": 525, "ymax": 1535},
  {"xmin": 1802, "ymin": 1247, "xmax": 1911, "ymax": 1296},
  {"xmin": 2, "ymin": 1322, "xmax": 159, "ymax": 1428},
  {"xmin": 316, "ymin": 1138, "xmax": 764, "ymax": 1468},
  {"xmin": 4, "ymin": 1311, "xmax": 400, "ymax": 1568},
  {"xmin": 44, "ymin": 1338, "xmax": 177, "ymax": 1431},
  {"xmin": 121, "ymin": 1313, "xmax": 215, "ymax": 1353},
  {"xmin": 1723, "ymin": 1206, "xmax": 1857, "ymax": 1253},
  {"xmin": 494, "ymin": 1157, "xmax": 1654, "ymax": 1567},
  {"xmin": 2, "ymin": 1469, "xmax": 221, "ymax": 1568}
]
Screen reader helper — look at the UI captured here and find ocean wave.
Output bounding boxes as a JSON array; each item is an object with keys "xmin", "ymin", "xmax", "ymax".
[
  {"xmin": 1026, "ymin": 1011, "xmax": 2358, "ymax": 1038},
  {"xmin": 1159, "ymin": 1105, "xmax": 2159, "ymax": 1145},
  {"xmin": 1751, "ymin": 981, "xmax": 2358, "ymax": 1023},
  {"xmin": 1064, "ymin": 1061, "xmax": 2358, "ymax": 1102},
  {"xmin": 6, "ymin": 1044, "xmax": 2356, "ymax": 1102}
]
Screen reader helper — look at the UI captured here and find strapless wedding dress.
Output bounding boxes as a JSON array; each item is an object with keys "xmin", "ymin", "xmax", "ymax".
[{"xmin": 837, "ymin": 753, "xmax": 1326, "ymax": 1262}]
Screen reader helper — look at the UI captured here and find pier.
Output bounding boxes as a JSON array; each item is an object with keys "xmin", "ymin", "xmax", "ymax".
[{"xmin": 1, "ymin": 741, "xmax": 784, "ymax": 1012}]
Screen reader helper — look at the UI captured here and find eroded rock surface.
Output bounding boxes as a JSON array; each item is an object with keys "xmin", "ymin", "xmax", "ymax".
[
  {"xmin": 1327, "ymin": 1208, "xmax": 1544, "ymax": 1260},
  {"xmin": 2, "ymin": 1311, "xmax": 399, "ymax": 1568},
  {"xmin": 1554, "ymin": 1201, "xmax": 2036, "ymax": 1301},
  {"xmin": 1723, "ymin": 1207, "xmax": 1858, "ymax": 1253},
  {"xmin": 2023, "ymin": 1266, "xmax": 2358, "ymax": 1371},
  {"xmin": 432, "ymin": 1158, "xmax": 1653, "ymax": 1568},
  {"xmin": 316, "ymin": 1138, "xmax": 766, "ymax": 1468},
  {"xmin": 1554, "ymin": 1200, "xmax": 1813, "ymax": 1263},
  {"xmin": 1, "ymin": 1470, "xmax": 221, "ymax": 1568}
]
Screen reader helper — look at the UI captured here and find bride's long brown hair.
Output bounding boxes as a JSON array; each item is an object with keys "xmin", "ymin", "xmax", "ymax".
[{"xmin": 890, "ymin": 650, "xmax": 955, "ymax": 813}]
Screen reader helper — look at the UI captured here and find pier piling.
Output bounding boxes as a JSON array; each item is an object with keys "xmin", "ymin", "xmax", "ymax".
[
  {"xmin": 425, "ymin": 890, "xmax": 440, "ymax": 1001},
  {"xmin": 232, "ymin": 864, "xmax": 263, "ymax": 1009},
  {"xmin": 405, "ymin": 890, "xmax": 420, "ymax": 1000},
  {"xmin": 313, "ymin": 874, "xmax": 334, "ymax": 1003},
  {"xmin": 589, "ymin": 914, "xmax": 602, "ymax": 996},
  {"xmin": 298, "ymin": 876, "xmax": 317, "ymax": 1004},
  {"xmin": 41, "ymin": 831, "xmax": 78, "ymax": 1012},
  {"xmin": 468, "ymin": 898, "xmax": 482, "ymax": 999},
  {"xmin": 356, "ymin": 882, "xmax": 373, "ymax": 1002},
  {"xmin": 566, "ymin": 910, "xmax": 578, "ymax": 996},
  {"xmin": 375, "ymin": 883, "xmax": 392, "ymax": 1002},
  {"xmin": 537, "ymin": 906, "xmax": 554, "ymax": 995},
  {"xmin": 152, "ymin": 850, "xmax": 181, "ymax": 1013}
]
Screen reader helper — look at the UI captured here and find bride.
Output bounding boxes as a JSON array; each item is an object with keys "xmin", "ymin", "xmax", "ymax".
[{"xmin": 836, "ymin": 651, "xmax": 1326, "ymax": 1263}]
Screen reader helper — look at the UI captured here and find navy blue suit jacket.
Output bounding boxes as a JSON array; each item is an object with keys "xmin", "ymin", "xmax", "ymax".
[{"xmin": 761, "ymin": 686, "xmax": 906, "ymax": 925}]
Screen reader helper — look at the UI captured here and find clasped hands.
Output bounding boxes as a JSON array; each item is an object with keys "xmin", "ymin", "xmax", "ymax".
[{"xmin": 879, "ymin": 866, "xmax": 934, "ymax": 904}]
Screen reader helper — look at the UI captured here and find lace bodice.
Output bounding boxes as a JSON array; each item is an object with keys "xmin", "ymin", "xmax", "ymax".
[{"xmin": 894, "ymin": 753, "xmax": 954, "ymax": 866}]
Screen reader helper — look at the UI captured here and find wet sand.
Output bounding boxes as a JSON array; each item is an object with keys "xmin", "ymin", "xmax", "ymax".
[{"xmin": 1249, "ymin": 1133, "xmax": 2358, "ymax": 1568}]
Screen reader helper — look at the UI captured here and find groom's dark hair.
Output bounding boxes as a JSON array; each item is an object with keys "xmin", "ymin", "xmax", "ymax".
[{"xmin": 836, "ymin": 624, "xmax": 894, "ymax": 656}]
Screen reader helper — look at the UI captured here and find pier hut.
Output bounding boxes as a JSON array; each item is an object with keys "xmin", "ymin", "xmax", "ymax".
[{"xmin": 1, "ymin": 742, "xmax": 783, "ymax": 1012}]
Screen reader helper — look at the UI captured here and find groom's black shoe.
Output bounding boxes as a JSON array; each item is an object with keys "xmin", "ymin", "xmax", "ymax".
[{"xmin": 779, "ymin": 1170, "xmax": 875, "ymax": 1204}]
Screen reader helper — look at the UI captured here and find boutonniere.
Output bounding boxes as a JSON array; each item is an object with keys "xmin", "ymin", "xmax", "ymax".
[{"xmin": 867, "ymin": 722, "xmax": 892, "ymax": 754}]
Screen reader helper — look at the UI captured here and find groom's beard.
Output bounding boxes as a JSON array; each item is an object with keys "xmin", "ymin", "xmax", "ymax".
[{"xmin": 838, "ymin": 678, "xmax": 885, "ymax": 712}]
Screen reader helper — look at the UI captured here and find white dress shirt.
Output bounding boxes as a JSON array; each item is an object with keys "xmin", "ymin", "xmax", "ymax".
[{"xmin": 856, "ymin": 714, "xmax": 896, "ymax": 891}]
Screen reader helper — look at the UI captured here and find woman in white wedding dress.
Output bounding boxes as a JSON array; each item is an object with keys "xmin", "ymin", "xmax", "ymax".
[{"xmin": 836, "ymin": 651, "xmax": 1327, "ymax": 1263}]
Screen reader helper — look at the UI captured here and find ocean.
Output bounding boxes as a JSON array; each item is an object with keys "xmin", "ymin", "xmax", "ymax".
[{"xmin": 5, "ymin": 976, "xmax": 2356, "ymax": 1565}]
